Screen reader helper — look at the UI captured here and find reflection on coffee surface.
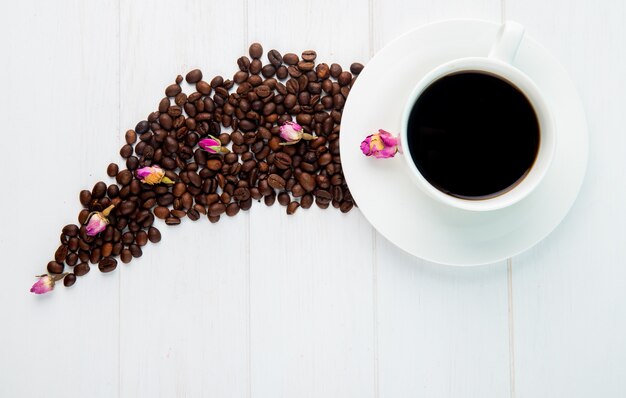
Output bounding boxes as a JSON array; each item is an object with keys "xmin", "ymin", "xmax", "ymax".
[{"xmin": 407, "ymin": 72, "xmax": 539, "ymax": 199}]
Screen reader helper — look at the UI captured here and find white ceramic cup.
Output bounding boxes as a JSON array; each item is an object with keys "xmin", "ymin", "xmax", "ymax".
[{"xmin": 401, "ymin": 21, "xmax": 555, "ymax": 212}]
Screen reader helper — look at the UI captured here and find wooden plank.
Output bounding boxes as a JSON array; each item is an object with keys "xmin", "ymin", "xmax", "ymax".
[
  {"xmin": 372, "ymin": 1, "xmax": 512, "ymax": 397},
  {"xmin": 118, "ymin": 1, "xmax": 250, "ymax": 397},
  {"xmin": 247, "ymin": 1, "xmax": 375, "ymax": 396},
  {"xmin": 0, "ymin": 1, "xmax": 120, "ymax": 397},
  {"xmin": 506, "ymin": 1, "xmax": 626, "ymax": 396}
]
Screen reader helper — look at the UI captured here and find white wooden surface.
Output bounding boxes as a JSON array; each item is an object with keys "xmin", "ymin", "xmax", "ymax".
[{"xmin": 0, "ymin": 0, "xmax": 624, "ymax": 397}]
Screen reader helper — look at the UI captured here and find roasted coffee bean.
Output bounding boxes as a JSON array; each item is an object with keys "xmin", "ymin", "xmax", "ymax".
[
  {"xmin": 125, "ymin": 129, "xmax": 137, "ymax": 144},
  {"xmin": 277, "ymin": 192, "xmax": 290, "ymax": 206},
  {"xmin": 297, "ymin": 172, "xmax": 316, "ymax": 192},
  {"xmin": 98, "ymin": 257, "xmax": 117, "ymax": 273},
  {"xmin": 237, "ymin": 56, "xmax": 251, "ymax": 71},
  {"xmin": 301, "ymin": 193, "xmax": 314, "ymax": 209},
  {"xmin": 74, "ymin": 262, "xmax": 90, "ymax": 276},
  {"xmin": 106, "ymin": 163, "xmax": 119, "ymax": 177},
  {"xmin": 186, "ymin": 69, "xmax": 203, "ymax": 83},
  {"xmin": 115, "ymin": 169, "xmax": 132, "ymax": 186},
  {"xmin": 79, "ymin": 190, "xmax": 92, "ymax": 206},
  {"xmin": 283, "ymin": 52, "xmax": 299, "ymax": 65},
  {"xmin": 338, "ymin": 71, "xmax": 353, "ymax": 86},
  {"xmin": 298, "ymin": 60, "xmax": 315, "ymax": 71},
  {"xmin": 47, "ymin": 261, "xmax": 64, "ymax": 274},
  {"xmin": 209, "ymin": 203, "xmax": 226, "ymax": 217},
  {"xmin": 62, "ymin": 224, "xmax": 79, "ymax": 237},
  {"xmin": 301, "ymin": 50, "xmax": 317, "ymax": 62},
  {"xmin": 267, "ymin": 174, "xmax": 286, "ymax": 189},
  {"xmin": 54, "ymin": 245, "xmax": 68, "ymax": 263},
  {"xmin": 165, "ymin": 217, "xmax": 181, "ymax": 225},
  {"xmin": 226, "ymin": 202, "xmax": 240, "ymax": 217},
  {"xmin": 268, "ymin": 49, "xmax": 283, "ymax": 66},
  {"xmin": 249, "ymin": 43, "xmax": 263, "ymax": 59},
  {"xmin": 340, "ymin": 201, "xmax": 354, "ymax": 213},
  {"xmin": 287, "ymin": 201, "xmax": 300, "ymax": 215},
  {"xmin": 66, "ymin": 253, "xmax": 78, "ymax": 266},
  {"xmin": 135, "ymin": 230, "xmax": 148, "ymax": 246},
  {"xmin": 148, "ymin": 227, "xmax": 161, "ymax": 243},
  {"xmin": 63, "ymin": 273, "xmax": 76, "ymax": 287},
  {"xmin": 120, "ymin": 249, "xmax": 132, "ymax": 264},
  {"xmin": 165, "ymin": 83, "xmax": 182, "ymax": 97},
  {"xmin": 129, "ymin": 244, "xmax": 142, "ymax": 258},
  {"xmin": 90, "ymin": 181, "xmax": 106, "ymax": 199},
  {"xmin": 350, "ymin": 62, "xmax": 364, "ymax": 75}
]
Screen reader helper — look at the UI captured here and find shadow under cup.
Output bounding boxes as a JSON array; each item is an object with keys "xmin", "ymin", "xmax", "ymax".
[{"xmin": 405, "ymin": 70, "xmax": 541, "ymax": 201}]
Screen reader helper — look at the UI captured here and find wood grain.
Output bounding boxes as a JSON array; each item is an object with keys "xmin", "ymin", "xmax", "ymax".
[
  {"xmin": 506, "ymin": 1, "xmax": 626, "ymax": 396},
  {"xmin": 246, "ymin": 1, "xmax": 375, "ymax": 396},
  {"xmin": 118, "ymin": 1, "xmax": 249, "ymax": 397},
  {"xmin": 1, "ymin": 0, "xmax": 623, "ymax": 396},
  {"xmin": 0, "ymin": 1, "xmax": 120, "ymax": 396},
  {"xmin": 372, "ymin": 1, "xmax": 512, "ymax": 397}
]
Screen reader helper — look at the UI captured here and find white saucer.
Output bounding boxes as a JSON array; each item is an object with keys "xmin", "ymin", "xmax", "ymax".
[{"xmin": 341, "ymin": 19, "xmax": 588, "ymax": 266}]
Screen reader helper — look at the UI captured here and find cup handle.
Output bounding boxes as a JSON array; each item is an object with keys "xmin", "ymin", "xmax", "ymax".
[{"xmin": 488, "ymin": 21, "xmax": 525, "ymax": 64}]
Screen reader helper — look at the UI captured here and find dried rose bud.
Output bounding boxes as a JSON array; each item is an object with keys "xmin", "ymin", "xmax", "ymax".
[
  {"xmin": 85, "ymin": 204, "xmax": 114, "ymax": 236},
  {"xmin": 198, "ymin": 135, "xmax": 229, "ymax": 154},
  {"xmin": 360, "ymin": 129, "xmax": 399, "ymax": 158},
  {"xmin": 30, "ymin": 273, "xmax": 67, "ymax": 294},
  {"xmin": 136, "ymin": 165, "xmax": 174, "ymax": 185},
  {"xmin": 279, "ymin": 121, "xmax": 315, "ymax": 145}
]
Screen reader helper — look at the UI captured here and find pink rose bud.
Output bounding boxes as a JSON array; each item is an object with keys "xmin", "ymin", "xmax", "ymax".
[
  {"xmin": 84, "ymin": 205, "xmax": 115, "ymax": 236},
  {"xmin": 279, "ymin": 121, "xmax": 316, "ymax": 145},
  {"xmin": 360, "ymin": 129, "xmax": 399, "ymax": 159},
  {"xmin": 199, "ymin": 135, "xmax": 229, "ymax": 154},
  {"xmin": 136, "ymin": 165, "xmax": 174, "ymax": 185},
  {"xmin": 30, "ymin": 274, "xmax": 66, "ymax": 294}
]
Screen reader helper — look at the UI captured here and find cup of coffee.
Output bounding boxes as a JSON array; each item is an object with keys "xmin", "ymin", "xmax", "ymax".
[{"xmin": 401, "ymin": 21, "xmax": 555, "ymax": 212}]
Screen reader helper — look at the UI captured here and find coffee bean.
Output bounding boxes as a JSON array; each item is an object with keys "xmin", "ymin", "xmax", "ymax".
[
  {"xmin": 296, "ymin": 172, "xmax": 316, "ymax": 192},
  {"xmin": 98, "ymin": 257, "xmax": 117, "ymax": 273},
  {"xmin": 92, "ymin": 181, "xmax": 107, "ymax": 199},
  {"xmin": 196, "ymin": 80, "xmax": 212, "ymax": 95},
  {"xmin": 125, "ymin": 129, "xmax": 137, "ymax": 144},
  {"xmin": 47, "ymin": 261, "xmax": 64, "ymax": 274},
  {"xmin": 165, "ymin": 83, "xmax": 181, "ymax": 97},
  {"xmin": 301, "ymin": 50, "xmax": 317, "ymax": 62},
  {"xmin": 165, "ymin": 217, "xmax": 181, "ymax": 225},
  {"xmin": 350, "ymin": 62, "xmax": 364, "ymax": 75},
  {"xmin": 268, "ymin": 49, "xmax": 283, "ymax": 66},
  {"xmin": 301, "ymin": 194, "xmax": 313, "ymax": 209},
  {"xmin": 237, "ymin": 56, "xmax": 251, "ymax": 71},
  {"xmin": 79, "ymin": 190, "xmax": 92, "ymax": 206},
  {"xmin": 283, "ymin": 53, "xmax": 299, "ymax": 65},
  {"xmin": 226, "ymin": 202, "xmax": 240, "ymax": 217},
  {"xmin": 249, "ymin": 43, "xmax": 263, "ymax": 59},
  {"xmin": 106, "ymin": 163, "xmax": 119, "ymax": 177},
  {"xmin": 63, "ymin": 224, "xmax": 79, "ymax": 237},
  {"xmin": 74, "ymin": 262, "xmax": 90, "ymax": 276},
  {"xmin": 277, "ymin": 192, "xmax": 290, "ymax": 206},
  {"xmin": 120, "ymin": 249, "xmax": 132, "ymax": 264},
  {"xmin": 186, "ymin": 69, "xmax": 203, "ymax": 84},
  {"xmin": 329, "ymin": 63, "xmax": 342, "ymax": 78},
  {"xmin": 298, "ymin": 60, "xmax": 315, "ymax": 71},
  {"xmin": 148, "ymin": 226, "xmax": 161, "ymax": 243},
  {"xmin": 54, "ymin": 245, "xmax": 68, "ymax": 263},
  {"xmin": 129, "ymin": 244, "xmax": 142, "ymax": 258},
  {"xmin": 63, "ymin": 273, "xmax": 76, "ymax": 287},
  {"xmin": 267, "ymin": 174, "xmax": 286, "ymax": 190},
  {"xmin": 286, "ymin": 201, "xmax": 300, "ymax": 215},
  {"xmin": 338, "ymin": 71, "xmax": 352, "ymax": 86},
  {"xmin": 66, "ymin": 253, "xmax": 78, "ymax": 266}
]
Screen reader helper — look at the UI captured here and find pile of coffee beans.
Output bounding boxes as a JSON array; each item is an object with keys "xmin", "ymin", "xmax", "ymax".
[{"xmin": 45, "ymin": 43, "xmax": 363, "ymax": 289}]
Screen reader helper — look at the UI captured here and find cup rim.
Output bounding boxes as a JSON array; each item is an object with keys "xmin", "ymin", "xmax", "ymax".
[{"xmin": 400, "ymin": 56, "xmax": 556, "ymax": 212}]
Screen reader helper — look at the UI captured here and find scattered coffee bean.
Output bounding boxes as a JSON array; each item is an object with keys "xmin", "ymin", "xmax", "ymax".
[
  {"xmin": 249, "ymin": 43, "xmax": 263, "ymax": 59},
  {"xmin": 98, "ymin": 257, "xmax": 117, "ymax": 273},
  {"xmin": 185, "ymin": 69, "xmax": 203, "ymax": 84},
  {"xmin": 63, "ymin": 273, "xmax": 76, "ymax": 287},
  {"xmin": 45, "ymin": 44, "xmax": 362, "ymax": 290}
]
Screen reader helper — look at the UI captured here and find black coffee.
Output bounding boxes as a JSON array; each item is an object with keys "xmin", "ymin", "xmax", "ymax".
[{"xmin": 407, "ymin": 72, "xmax": 539, "ymax": 199}]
